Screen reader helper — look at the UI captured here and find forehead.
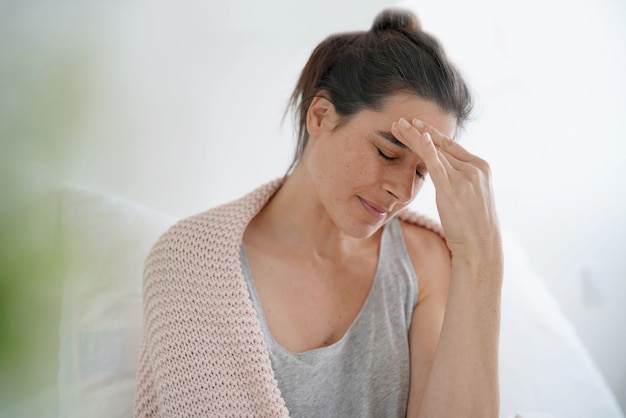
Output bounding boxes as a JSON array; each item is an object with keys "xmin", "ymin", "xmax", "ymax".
[{"xmin": 358, "ymin": 93, "xmax": 458, "ymax": 139}]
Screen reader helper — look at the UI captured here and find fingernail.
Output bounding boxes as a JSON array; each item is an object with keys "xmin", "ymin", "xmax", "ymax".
[
  {"xmin": 423, "ymin": 132, "xmax": 432, "ymax": 144},
  {"xmin": 399, "ymin": 117, "xmax": 411, "ymax": 130},
  {"xmin": 412, "ymin": 119, "xmax": 424, "ymax": 128}
]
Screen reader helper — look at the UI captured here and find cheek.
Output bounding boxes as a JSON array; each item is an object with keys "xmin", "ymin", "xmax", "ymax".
[
  {"xmin": 312, "ymin": 131, "xmax": 383, "ymax": 187},
  {"xmin": 331, "ymin": 139, "xmax": 364, "ymax": 174},
  {"xmin": 342, "ymin": 149, "xmax": 384, "ymax": 185}
]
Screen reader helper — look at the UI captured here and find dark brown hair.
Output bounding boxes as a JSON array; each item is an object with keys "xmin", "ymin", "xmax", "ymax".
[{"xmin": 287, "ymin": 8, "xmax": 472, "ymax": 171}]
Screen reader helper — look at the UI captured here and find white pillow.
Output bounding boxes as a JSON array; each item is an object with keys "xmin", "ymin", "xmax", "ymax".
[
  {"xmin": 57, "ymin": 187, "xmax": 175, "ymax": 418},
  {"xmin": 499, "ymin": 229, "xmax": 624, "ymax": 417}
]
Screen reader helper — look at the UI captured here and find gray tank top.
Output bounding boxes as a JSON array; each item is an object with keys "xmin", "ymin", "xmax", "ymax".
[{"xmin": 240, "ymin": 217, "xmax": 418, "ymax": 417}]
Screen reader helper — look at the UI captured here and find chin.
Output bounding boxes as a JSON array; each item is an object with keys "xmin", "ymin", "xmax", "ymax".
[
  {"xmin": 340, "ymin": 216, "xmax": 387, "ymax": 240},
  {"xmin": 327, "ymin": 199, "xmax": 390, "ymax": 239}
]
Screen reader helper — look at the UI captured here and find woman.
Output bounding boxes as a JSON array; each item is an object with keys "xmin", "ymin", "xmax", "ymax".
[{"xmin": 134, "ymin": 8, "xmax": 503, "ymax": 417}]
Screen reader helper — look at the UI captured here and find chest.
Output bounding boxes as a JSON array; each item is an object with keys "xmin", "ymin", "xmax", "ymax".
[
  {"xmin": 239, "ymin": 226, "xmax": 418, "ymax": 417},
  {"xmin": 243, "ymin": 246, "xmax": 378, "ymax": 353}
]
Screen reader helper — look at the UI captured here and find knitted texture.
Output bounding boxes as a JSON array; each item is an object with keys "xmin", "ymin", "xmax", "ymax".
[{"xmin": 134, "ymin": 179, "xmax": 445, "ymax": 417}]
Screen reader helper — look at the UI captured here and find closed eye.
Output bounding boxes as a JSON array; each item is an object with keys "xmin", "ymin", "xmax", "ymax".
[
  {"xmin": 377, "ymin": 148, "xmax": 397, "ymax": 161},
  {"xmin": 378, "ymin": 147, "xmax": 426, "ymax": 181}
]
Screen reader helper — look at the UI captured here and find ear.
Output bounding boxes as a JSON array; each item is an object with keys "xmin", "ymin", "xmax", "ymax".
[{"xmin": 306, "ymin": 93, "xmax": 339, "ymax": 137}]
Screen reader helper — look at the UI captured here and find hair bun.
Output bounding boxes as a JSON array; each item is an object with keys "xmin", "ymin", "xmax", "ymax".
[{"xmin": 371, "ymin": 8, "xmax": 421, "ymax": 33}]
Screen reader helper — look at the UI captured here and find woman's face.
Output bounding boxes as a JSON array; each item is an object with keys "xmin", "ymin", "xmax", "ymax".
[{"xmin": 301, "ymin": 93, "xmax": 457, "ymax": 239}]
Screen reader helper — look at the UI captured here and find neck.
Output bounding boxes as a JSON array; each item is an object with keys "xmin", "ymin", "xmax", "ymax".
[{"xmin": 246, "ymin": 165, "xmax": 380, "ymax": 261}]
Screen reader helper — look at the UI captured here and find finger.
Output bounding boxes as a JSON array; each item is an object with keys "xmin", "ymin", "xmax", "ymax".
[
  {"xmin": 420, "ymin": 132, "xmax": 451, "ymax": 189},
  {"xmin": 391, "ymin": 120, "xmax": 450, "ymax": 189},
  {"xmin": 438, "ymin": 142, "xmax": 492, "ymax": 180},
  {"xmin": 436, "ymin": 145, "xmax": 458, "ymax": 174},
  {"xmin": 411, "ymin": 118, "xmax": 476, "ymax": 162},
  {"xmin": 437, "ymin": 146, "xmax": 468, "ymax": 172},
  {"xmin": 412, "ymin": 118, "xmax": 492, "ymax": 178},
  {"xmin": 390, "ymin": 118, "xmax": 426, "ymax": 159}
]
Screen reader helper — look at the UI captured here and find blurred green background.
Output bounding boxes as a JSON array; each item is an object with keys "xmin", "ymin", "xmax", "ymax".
[{"xmin": 0, "ymin": 3, "xmax": 85, "ymax": 409}]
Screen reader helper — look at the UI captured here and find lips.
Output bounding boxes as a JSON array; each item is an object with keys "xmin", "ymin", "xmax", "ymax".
[{"xmin": 358, "ymin": 197, "xmax": 388, "ymax": 220}]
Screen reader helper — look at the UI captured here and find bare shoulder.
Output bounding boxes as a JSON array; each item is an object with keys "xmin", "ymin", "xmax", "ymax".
[
  {"xmin": 399, "ymin": 219, "xmax": 451, "ymax": 300},
  {"xmin": 399, "ymin": 220, "xmax": 451, "ymax": 270}
]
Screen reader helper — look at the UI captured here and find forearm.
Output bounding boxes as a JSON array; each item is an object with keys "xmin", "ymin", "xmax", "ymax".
[{"xmin": 416, "ymin": 253, "xmax": 503, "ymax": 418}]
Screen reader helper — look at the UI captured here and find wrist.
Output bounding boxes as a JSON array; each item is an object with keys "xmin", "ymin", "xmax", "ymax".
[
  {"xmin": 450, "ymin": 238, "xmax": 504, "ymax": 288},
  {"xmin": 450, "ymin": 233, "xmax": 503, "ymax": 268}
]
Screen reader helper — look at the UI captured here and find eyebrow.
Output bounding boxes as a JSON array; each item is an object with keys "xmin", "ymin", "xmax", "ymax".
[{"xmin": 376, "ymin": 130, "xmax": 408, "ymax": 149}]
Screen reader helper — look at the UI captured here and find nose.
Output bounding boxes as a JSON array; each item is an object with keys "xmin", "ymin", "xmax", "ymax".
[{"xmin": 384, "ymin": 167, "xmax": 417, "ymax": 205}]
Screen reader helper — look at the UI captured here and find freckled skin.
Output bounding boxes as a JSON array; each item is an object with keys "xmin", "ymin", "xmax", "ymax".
[
  {"xmin": 241, "ymin": 92, "xmax": 457, "ymax": 354},
  {"xmin": 300, "ymin": 93, "xmax": 456, "ymax": 239},
  {"xmin": 244, "ymin": 91, "xmax": 502, "ymax": 416}
]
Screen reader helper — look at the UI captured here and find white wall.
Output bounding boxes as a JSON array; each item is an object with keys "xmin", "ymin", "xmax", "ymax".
[
  {"xmin": 410, "ymin": 0, "xmax": 626, "ymax": 406},
  {"xmin": 2, "ymin": 0, "xmax": 625, "ymax": 410}
]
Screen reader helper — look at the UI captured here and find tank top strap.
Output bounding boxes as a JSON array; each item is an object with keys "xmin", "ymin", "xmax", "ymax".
[{"xmin": 374, "ymin": 216, "xmax": 419, "ymax": 327}]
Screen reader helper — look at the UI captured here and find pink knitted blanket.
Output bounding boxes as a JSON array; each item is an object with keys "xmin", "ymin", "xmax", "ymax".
[{"xmin": 134, "ymin": 179, "xmax": 444, "ymax": 417}]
